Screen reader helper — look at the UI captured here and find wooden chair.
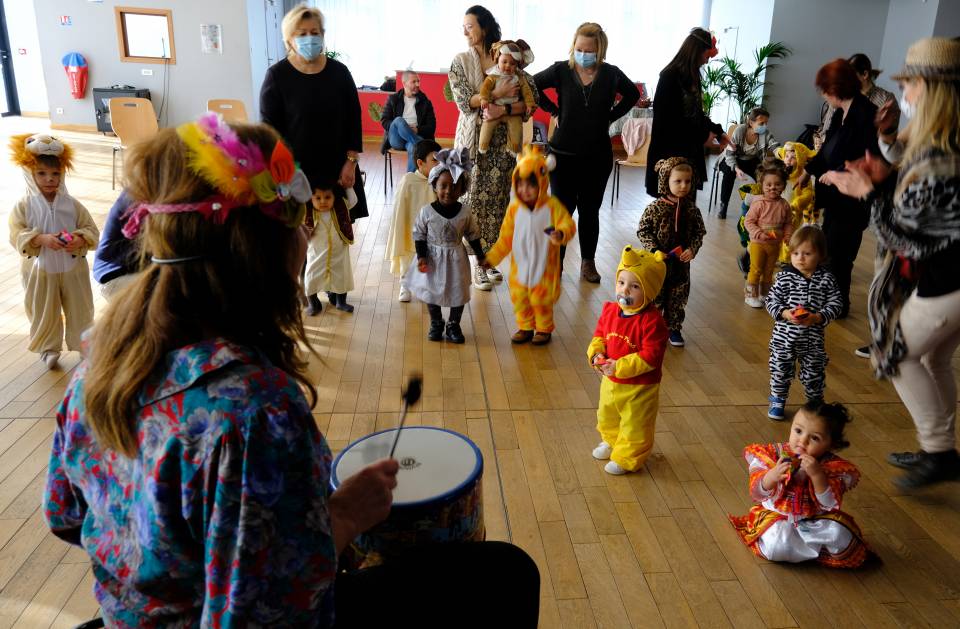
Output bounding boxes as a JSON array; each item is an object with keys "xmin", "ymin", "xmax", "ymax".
[
  {"xmin": 383, "ymin": 148, "xmax": 406, "ymax": 196},
  {"xmin": 207, "ymin": 98, "xmax": 249, "ymax": 123},
  {"xmin": 610, "ymin": 118, "xmax": 651, "ymax": 203},
  {"xmin": 109, "ymin": 97, "xmax": 159, "ymax": 190}
]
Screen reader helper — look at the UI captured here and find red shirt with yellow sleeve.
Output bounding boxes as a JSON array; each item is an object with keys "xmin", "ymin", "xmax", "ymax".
[{"xmin": 588, "ymin": 302, "xmax": 668, "ymax": 385}]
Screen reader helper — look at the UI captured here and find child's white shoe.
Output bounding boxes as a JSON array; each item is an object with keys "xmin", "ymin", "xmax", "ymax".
[
  {"xmin": 592, "ymin": 442, "xmax": 612, "ymax": 460},
  {"xmin": 398, "ymin": 285, "xmax": 411, "ymax": 302},
  {"xmin": 41, "ymin": 351, "xmax": 60, "ymax": 369},
  {"xmin": 486, "ymin": 267, "xmax": 503, "ymax": 283},
  {"xmin": 745, "ymin": 296, "xmax": 764, "ymax": 308},
  {"xmin": 604, "ymin": 460, "xmax": 628, "ymax": 475}
]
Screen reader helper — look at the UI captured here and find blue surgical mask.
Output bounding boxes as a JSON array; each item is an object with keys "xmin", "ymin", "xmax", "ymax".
[
  {"xmin": 754, "ymin": 124, "xmax": 768, "ymax": 135},
  {"xmin": 294, "ymin": 35, "xmax": 324, "ymax": 61},
  {"xmin": 574, "ymin": 51, "xmax": 597, "ymax": 68}
]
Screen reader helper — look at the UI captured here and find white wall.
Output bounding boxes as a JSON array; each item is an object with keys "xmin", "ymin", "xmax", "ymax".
[
  {"xmin": 877, "ymin": 0, "xmax": 939, "ymax": 103},
  {"xmin": 765, "ymin": 0, "xmax": 890, "ymax": 140},
  {"xmin": 5, "ymin": 1, "xmax": 48, "ymax": 113},
  {"xmin": 708, "ymin": 0, "xmax": 775, "ymax": 127},
  {"xmin": 933, "ymin": 0, "xmax": 960, "ymax": 37},
  {"xmin": 32, "ymin": 0, "xmax": 256, "ymax": 128}
]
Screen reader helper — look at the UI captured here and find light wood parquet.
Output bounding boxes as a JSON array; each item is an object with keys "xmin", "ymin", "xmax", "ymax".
[{"xmin": 0, "ymin": 116, "xmax": 958, "ymax": 628}]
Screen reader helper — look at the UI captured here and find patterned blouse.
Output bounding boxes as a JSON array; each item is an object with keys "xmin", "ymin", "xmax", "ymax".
[{"xmin": 44, "ymin": 339, "xmax": 337, "ymax": 628}]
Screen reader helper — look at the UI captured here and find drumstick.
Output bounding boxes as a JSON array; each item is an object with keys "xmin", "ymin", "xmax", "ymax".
[{"xmin": 389, "ymin": 374, "xmax": 423, "ymax": 459}]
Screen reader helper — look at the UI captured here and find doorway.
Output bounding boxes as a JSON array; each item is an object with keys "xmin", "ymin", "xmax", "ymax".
[{"xmin": 0, "ymin": 1, "xmax": 20, "ymax": 117}]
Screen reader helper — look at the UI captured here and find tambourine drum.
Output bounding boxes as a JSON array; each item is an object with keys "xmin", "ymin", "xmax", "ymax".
[{"xmin": 331, "ymin": 427, "xmax": 485, "ymax": 569}]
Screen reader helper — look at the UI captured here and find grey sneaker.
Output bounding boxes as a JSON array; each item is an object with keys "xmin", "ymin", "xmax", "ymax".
[{"xmin": 473, "ymin": 266, "xmax": 492, "ymax": 291}]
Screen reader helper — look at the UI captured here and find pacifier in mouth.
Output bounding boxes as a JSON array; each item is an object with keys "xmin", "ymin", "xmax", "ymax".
[{"xmin": 617, "ymin": 295, "xmax": 633, "ymax": 307}]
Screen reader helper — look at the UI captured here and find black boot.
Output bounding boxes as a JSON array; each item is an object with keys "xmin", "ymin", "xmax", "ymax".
[
  {"xmin": 445, "ymin": 321, "xmax": 465, "ymax": 344},
  {"xmin": 893, "ymin": 450, "xmax": 960, "ymax": 489},
  {"xmin": 305, "ymin": 294, "xmax": 322, "ymax": 316},
  {"xmin": 428, "ymin": 318, "xmax": 445, "ymax": 342},
  {"xmin": 327, "ymin": 291, "xmax": 337, "ymax": 305},
  {"xmin": 335, "ymin": 293, "xmax": 354, "ymax": 313}
]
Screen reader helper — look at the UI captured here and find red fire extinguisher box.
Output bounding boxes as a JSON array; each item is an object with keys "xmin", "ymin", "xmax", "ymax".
[{"xmin": 62, "ymin": 52, "xmax": 88, "ymax": 100}]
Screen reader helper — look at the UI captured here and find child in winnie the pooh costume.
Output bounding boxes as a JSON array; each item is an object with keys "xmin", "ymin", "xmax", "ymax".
[
  {"xmin": 483, "ymin": 145, "xmax": 575, "ymax": 345},
  {"xmin": 588, "ymin": 245, "xmax": 669, "ymax": 475},
  {"xmin": 8, "ymin": 133, "xmax": 98, "ymax": 369}
]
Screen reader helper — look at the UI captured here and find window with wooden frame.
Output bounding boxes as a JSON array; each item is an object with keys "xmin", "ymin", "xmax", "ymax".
[{"xmin": 115, "ymin": 7, "xmax": 176, "ymax": 64}]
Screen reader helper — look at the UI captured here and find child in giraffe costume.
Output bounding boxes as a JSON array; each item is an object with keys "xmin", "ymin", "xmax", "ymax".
[
  {"xmin": 484, "ymin": 145, "xmax": 575, "ymax": 346},
  {"xmin": 588, "ymin": 245, "xmax": 669, "ymax": 475}
]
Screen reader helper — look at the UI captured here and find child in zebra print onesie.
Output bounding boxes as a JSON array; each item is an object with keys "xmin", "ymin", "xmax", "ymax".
[{"xmin": 766, "ymin": 226, "xmax": 843, "ymax": 420}]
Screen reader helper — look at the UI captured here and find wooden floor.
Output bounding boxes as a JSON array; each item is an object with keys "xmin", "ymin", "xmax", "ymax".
[{"xmin": 1, "ymin": 116, "xmax": 959, "ymax": 629}]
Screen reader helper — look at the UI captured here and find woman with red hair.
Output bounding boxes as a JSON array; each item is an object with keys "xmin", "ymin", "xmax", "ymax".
[{"xmin": 804, "ymin": 59, "xmax": 881, "ymax": 317}]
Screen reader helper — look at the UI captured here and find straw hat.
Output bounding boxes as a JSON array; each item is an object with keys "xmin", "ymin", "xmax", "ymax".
[{"xmin": 891, "ymin": 37, "xmax": 960, "ymax": 81}]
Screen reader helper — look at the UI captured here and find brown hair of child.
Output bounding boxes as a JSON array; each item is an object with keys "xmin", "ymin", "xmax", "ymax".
[{"xmin": 787, "ymin": 224, "xmax": 828, "ymax": 260}]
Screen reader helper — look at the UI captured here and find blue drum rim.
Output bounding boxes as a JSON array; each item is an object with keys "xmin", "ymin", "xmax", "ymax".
[{"xmin": 330, "ymin": 426, "xmax": 484, "ymax": 508}]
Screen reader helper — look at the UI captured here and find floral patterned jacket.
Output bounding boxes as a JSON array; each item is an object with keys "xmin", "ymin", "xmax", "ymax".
[{"xmin": 44, "ymin": 339, "xmax": 336, "ymax": 628}]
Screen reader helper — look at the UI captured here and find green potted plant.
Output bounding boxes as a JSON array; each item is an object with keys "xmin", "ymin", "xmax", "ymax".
[
  {"xmin": 716, "ymin": 42, "xmax": 791, "ymax": 123},
  {"xmin": 701, "ymin": 64, "xmax": 725, "ymax": 115}
]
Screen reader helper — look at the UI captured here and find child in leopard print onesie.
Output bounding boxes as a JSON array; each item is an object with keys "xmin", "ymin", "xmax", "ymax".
[
  {"xmin": 765, "ymin": 226, "xmax": 843, "ymax": 420},
  {"xmin": 636, "ymin": 157, "xmax": 706, "ymax": 348}
]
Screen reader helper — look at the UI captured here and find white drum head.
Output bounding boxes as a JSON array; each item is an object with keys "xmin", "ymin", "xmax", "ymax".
[{"xmin": 332, "ymin": 427, "xmax": 482, "ymax": 506}]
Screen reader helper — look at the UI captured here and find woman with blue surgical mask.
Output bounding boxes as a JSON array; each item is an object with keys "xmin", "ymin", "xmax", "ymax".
[
  {"xmin": 718, "ymin": 107, "xmax": 780, "ymax": 218},
  {"xmin": 534, "ymin": 22, "xmax": 642, "ymax": 283},
  {"xmin": 260, "ymin": 5, "xmax": 369, "ymax": 315}
]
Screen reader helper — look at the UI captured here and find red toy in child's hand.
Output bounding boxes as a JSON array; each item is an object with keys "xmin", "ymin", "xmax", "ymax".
[
  {"xmin": 57, "ymin": 230, "xmax": 74, "ymax": 245},
  {"xmin": 417, "ymin": 258, "xmax": 429, "ymax": 273},
  {"xmin": 767, "ymin": 229, "xmax": 779, "ymax": 239},
  {"xmin": 792, "ymin": 306, "xmax": 810, "ymax": 320},
  {"xmin": 667, "ymin": 246, "xmax": 683, "ymax": 258}
]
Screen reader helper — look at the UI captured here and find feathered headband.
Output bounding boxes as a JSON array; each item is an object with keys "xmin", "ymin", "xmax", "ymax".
[
  {"xmin": 9, "ymin": 133, "xmax": 75, "ymax": 172},
  {"xmin": 121, "ymin": 113, "xmax": 312, "ymax": 239}
]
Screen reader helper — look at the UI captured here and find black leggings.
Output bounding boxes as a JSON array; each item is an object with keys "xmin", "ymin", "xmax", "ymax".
[
  {"xmin": 427, "ymin": 304, "xmax": 463, "ymax": 323},
  {"xmin": 334, "ymin": 541, "xmax": 540, "ymax": 628},
  {"xmin": 550, "ymin": 149, "xmax": 613, "ymax": 261},
  {"xmin": 823, "ymin": 211, "xmax": 866, "ymax": 316},
  {"xmin": 718, "ymin": 157, "xmax": 760, "ymax": 216}
]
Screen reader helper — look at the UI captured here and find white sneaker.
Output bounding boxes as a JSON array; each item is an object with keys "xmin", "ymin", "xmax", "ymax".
[
  {"xmin": 398, "ymin": 285, "xmax": 411, "ymax": 302},
  {"xmin": 486, "ymin": 267, "xmax": 503, "ymax": 283},
  {"xmin": 604, "ymin": 460, "xmax": 628, "ymax": 475},
  {"xmin": 41, "ymin": 351, "xmax": 60, "ymax": 369},
  {"xmin": 592, "ymin": 442, "xmax": 612, "ymax": 460},
  {"xmin": 745, "ymin": 296, "xmax": 764, "ymax": 308},
  {"xmin": 472, "ymin": 266, "xmax": 493, "ymax": 291}
]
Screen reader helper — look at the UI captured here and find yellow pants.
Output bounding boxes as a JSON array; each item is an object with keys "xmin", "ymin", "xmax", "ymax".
[
  {"xmin": 747, "ymin": 241, "xmax": 781, "ymax": 286},
  {"xmin": 510, "ymin": 281, "xmax": 554, "ymax": 333},
  {"xmin": 596, "ymin": 378, "xmax": 659, "ymax": 472}
]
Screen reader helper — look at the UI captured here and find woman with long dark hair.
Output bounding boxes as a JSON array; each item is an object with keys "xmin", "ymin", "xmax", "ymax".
[
  {"xmin": 646, "ymin": 27, "xmax": 729, "ymax": 197},
  {"xmin": 534, "ymin": 22, "xmax": 640, "ymax": 282},
  {"xmin": 449, "ymin": 5, "xmax": 539, "ymax": 290}
]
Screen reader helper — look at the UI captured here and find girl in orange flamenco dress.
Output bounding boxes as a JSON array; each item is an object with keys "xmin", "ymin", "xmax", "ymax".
[{"xmin": 729, "ymin": 401, "xmax": 871, "ymax": 568}]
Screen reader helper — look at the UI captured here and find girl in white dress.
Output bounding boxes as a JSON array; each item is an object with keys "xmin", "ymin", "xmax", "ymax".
[
  {"xmin": 304, "ymin": 182, "xmax": 356, "ymax": 314},
  {"xmin": 403, "ymin": 149, "xmax": 485, "ymax": 343}
]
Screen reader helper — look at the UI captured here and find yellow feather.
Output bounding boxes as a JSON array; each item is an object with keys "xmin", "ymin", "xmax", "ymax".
[{"xmin": 177, "ymin": 123, "xmax": 253, "ymax": 202}]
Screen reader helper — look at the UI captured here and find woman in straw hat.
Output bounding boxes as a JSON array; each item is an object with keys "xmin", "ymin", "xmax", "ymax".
[{"xmin": 824, "ymin": 37, "xmax": 960, "ymax": 488}]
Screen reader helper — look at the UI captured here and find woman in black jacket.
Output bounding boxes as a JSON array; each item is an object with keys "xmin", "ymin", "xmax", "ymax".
[
  {"xmin": 645, "ymin": 27, "xmax": 729, "ymax": 198},
  {"xmin": 804, "ymin": 59, "xmax": 880, "ymax": 318},
  {"xmin": 259, "ymin": 5, "xmax": 367, "ymax": 221},
  {"xmin": 534, "ymin": 22, "xmax": 640, "ymax": 283}
]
